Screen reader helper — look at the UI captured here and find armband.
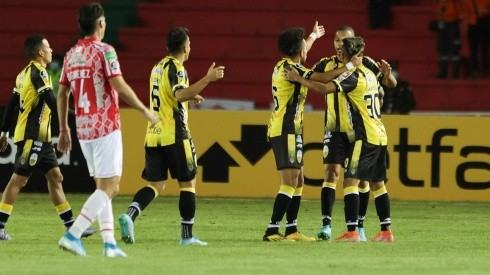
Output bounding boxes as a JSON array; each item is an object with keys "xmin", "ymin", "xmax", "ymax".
[{"xmin": 345, "ymin": 62, "xmax": 354, "ymax": 70}]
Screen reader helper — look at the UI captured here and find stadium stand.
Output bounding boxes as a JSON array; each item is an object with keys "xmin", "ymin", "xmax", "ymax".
[{"xmin": 0, "ymin": 0, "xmax": 489, "ymax": 111}]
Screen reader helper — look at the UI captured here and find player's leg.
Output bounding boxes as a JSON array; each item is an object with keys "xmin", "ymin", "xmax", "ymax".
[
  {"xmin": 0, "ymin": 173, "xmax": 29, "ymax": 240},
  {"xmin": 173, "ymin": 138, "xmax": 206, "ymax": 245},
  {"xmin": 263, "ymin": 134, "xmax": 300, "ymax": 241},
  {"xmin": 357, "ymin": 180, "xmax": 370, "ymax": 242},
  {"xmin": 177, "ymin": 178, "xmax": 207, "ymax": 245},
  {"xmin": 318, "ymin": 132, "xmax": 350, "ymax": 240},
  {"xmin": 122, "ymin": 146, "xmax": 166, "ymax": 225},
  {"xmin": 45, "ymin": 167, "xmax": 96, "ymax": 238},
  {"xmin": 59, "ymin": 130, "xmax": 124, "ymax": 256},
  {"xmin": 335, "ymin": 140, "xmax": 366, "ymax": 243},
  {"xmin": 334, "ymin": 177, "xmax": 361, "ymax": 243},
  {"xmin": 284, "ymin": 167, "xmax": 315, "ymax": 242},
  {"xmin": 264, "ymin": 168, "xmax": 299, "ymax": 241},
  {"xmin": 318, "ymin": 163, "xmax": 340, "ymax": 240},
  {"xmin": 370, "ymin": 146, "xmax": 393, "ymax": 243},
  {"xmin": 0, "ymin": 140, "xmax": 34, "ymax": 240}
]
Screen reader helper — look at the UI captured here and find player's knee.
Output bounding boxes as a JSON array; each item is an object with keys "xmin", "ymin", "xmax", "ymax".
[
  {"xmin": 151, "ymin": 182, "xmax": 166, "ymax": 193},
  {"xmin": 359, "ymin": 180, "xmax": 368, "ymax": 189},
  {"xmin": 369, "ymin": 181, "xmax": 385, "ymax": 192},
  {"xmin": 325, "ymin": 171, "xmax": 339, "ymax": 183}
]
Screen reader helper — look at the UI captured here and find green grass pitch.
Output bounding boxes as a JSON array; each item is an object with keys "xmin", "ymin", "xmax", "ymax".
[{"xmin": 0, "ymin": 194, "xmax": 489, "ymax": 274}]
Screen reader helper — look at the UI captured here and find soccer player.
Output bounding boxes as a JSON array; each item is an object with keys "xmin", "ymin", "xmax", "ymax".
[
  {"xmin": 311, "ymin": 25, "xmax": 396, "ymax": 241},
  {"xmin": 262, "ymin": 22, "xmax": 324, "ymax": 242},
  {"xmin": 0, "ymin": 35, "xmax": 96, "ymax": 241},
  {"xmin": 285, "ymin": 36, "xmax": 394, "ymax": 243},
  {"xmin": 56, "ymin": 3, "xmax": 158, "ymax": 257},
  {"xmin": 118, "ymin": 27, "xmax": 225, "ymax": 246}
]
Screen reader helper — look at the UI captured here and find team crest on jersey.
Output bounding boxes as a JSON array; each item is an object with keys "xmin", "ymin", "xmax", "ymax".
[
  {"xmin": 110, "ymin": 60, "xmax": 119, "ymax": 73},
  {"xmin": 40, "ymin": 70, "xmax": 49, "ymax": 80},
  {"xmin": 177, "ymin": 71, "xmax": 185, "ymax": 78},
  {"xmin": 29, "ymin": 153, "xmax": 38, "ymax": 166}
]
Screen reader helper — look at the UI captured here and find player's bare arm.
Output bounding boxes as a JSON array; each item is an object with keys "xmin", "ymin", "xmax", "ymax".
[
  {"xmin": 109, "ymin": 76, "xmax": 159, "ymax": 127},
  {"xmin": 284, "ymin": 66, "xmax": 336, "ymax": 95},
  {"xmin": 305, "ymin": 21, "xmax": 325, "ymax": 51},
  {"xmin": 56, "ymin": 84, "xmax": 72, "ymax": 154},
  {"xmin": 310, "ymin": 53, "xmax": 362, "ymax": 83},
  {"xmin": 175, "ymin": 62, "xmax": 224, "ymax": 102}
]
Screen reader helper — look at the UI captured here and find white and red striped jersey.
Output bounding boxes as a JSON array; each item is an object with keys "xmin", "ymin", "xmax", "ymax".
[{"xmin": 60, "ymin": 37, "xmax": 122, "ymax": 140}]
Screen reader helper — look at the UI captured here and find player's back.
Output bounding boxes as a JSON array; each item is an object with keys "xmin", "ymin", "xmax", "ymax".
[
  {"xmin": 13, "ymin": 61, "xmax": 52, "ymax": 143},
  {"xmin": 61, "ymin": 38, "xmax": 122, "ymax": 140}
]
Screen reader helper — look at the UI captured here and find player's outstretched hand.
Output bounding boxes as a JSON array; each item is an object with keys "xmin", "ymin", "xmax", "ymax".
[
  {"xmin": 312, "ymin": 21, "xmax": 325, "ymax": 39},
  {"xmin": 206, "ymin": 62, "xmax": 225, "ymax": 82},
  {"xmin": 377, "ymin": 59, "xmax": 392, "ymax": 76}
]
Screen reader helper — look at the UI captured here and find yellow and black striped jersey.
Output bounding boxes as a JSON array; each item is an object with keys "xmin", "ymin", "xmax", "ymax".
[
  {"xmin": 13, "ymin": 61, "xmax": 53, "ymax": 143},
  {"xmin": 268, "ymin": 58, "xmax": 313, "ymax": 138},
  {"xmin": 312, "ymin": 55, "xmax": 382, "ymax": 136},
  {"xmin": 333, "ymin": 64, "xmax": 387, "ymax": 145},
  {"xmin": 145, "ymin": 56, "xmax": 190, "ymax": 147}
]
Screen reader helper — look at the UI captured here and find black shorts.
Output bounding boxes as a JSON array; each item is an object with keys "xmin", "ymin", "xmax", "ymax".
[
  {"xmin": 14, "ymin": 140, "xmax": 59, "ymax": 177},
  {"xmin": 142, "ymin": 138, "xmax": 197, "ymax": 182},
  {"xmin": 269, "ymin": 134, "xmax": 303, "ymax": 170},
  {"xmin": 344, "ymin": 140, "xmax": 387, "ymax": 182},
  {"xmin": 323, "ymin": 131, "xmax": 351, "ymax": 166}
]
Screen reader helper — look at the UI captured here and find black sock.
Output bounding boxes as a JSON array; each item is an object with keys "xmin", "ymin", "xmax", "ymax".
[
  {"xmin": 321, "ymin": 186, "xmax": 336, "ymax": 226},
  {"xmin": 60, "ymin": 210, "xmax": 74, "ymax": 228},
  {"xmin": 375, "ymin": 193, "xmax": 391, "ymax": 231},
  {"xmin": 265, "ymin": 193, "xmax": 292, "ymax": 235},
  {"xmin": 358, "ymin": 190, "xmax": 370, "ymax": 228},
  {"xmin": 0, "ymin": 203, "xmax": 12, "ymax": 230},
  {"xmin": 180, "ymin": 190, "xmax": 196, "ymax": 239},
  {"xmin": 127, "ymin": 186, "xmax": 158, "ymax": 221},
  {"xmin": 344, "ymin": 193, "xmax": 359, "ymax": 231},
  {"xmin": 54, "ymin": 202, "xmax": 74, "ymax": 228},
  {"xmin": 285, "ymin": 195, "xmax": 301, "ymax": 235}
]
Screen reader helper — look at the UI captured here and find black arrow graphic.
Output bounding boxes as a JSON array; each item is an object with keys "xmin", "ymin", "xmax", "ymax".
[
  {"xmin": 197, "ymin": 142, "xmax": 239, "ymax": 183},
  {"xmin": 231, "ymin": 125, "xmax": 271, "ymax": 165}
]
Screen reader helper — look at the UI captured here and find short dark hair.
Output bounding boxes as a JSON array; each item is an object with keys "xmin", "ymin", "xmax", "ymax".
[
  {"xmin": 336, "ymin": 25, "xmax": 355, "ymax": 35},
  {"xmin": 24, "ymin": 34, "xmax": 46, "ymax": 60},
  {"xmin": 342, "ymin": 37, "xmax": 365, "ymax": 58},
  {"xmin": 278, "ymin": 27, "xmax": 305, "ymax": 57},
  {"xmin": 167, "ymin": 27, "xmax": 189, "ymax": 55},
  {"xmin": 78, "ymin": 2, "xmax": 105, "ymax": 36}
]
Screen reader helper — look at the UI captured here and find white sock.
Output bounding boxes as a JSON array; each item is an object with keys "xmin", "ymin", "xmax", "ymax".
[
  {"xmin": 98, "ymin": 200, "xmax": 116, "ymax": 245},
  {"xmin": 68, "ymin": 189, "xmax": 109, "ymax": 238}
]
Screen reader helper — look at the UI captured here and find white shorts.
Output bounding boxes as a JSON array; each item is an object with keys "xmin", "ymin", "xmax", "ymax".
[{"xmin": 79, "ymin": 130, "xmax": 123, "ymax": 178}]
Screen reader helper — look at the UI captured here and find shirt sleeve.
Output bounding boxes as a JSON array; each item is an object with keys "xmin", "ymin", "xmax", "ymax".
[
  {"xmin": 102, "ymin": 45, "xmax": 122, "ymax": 79},
  {"xmin": 169, "ymin": 62, "xmax": 189, "ymax": 95},
  {"xmin": 291, "ymin": 63, "xmax": 314, "ymax": 79},
  {"xmin": 31, "ymin": 65, "xmax": 52, "ymax": 95},
  {"xmin": 333, "ymin": 71, "xmax": 358, "ymax": 93},
  {"xmin": 362, "ymin": 56, "xmax": 382, "ymax": 80},
  {"xmin": 59, "ymin": 56, "xmax": 69, "ymax": 86}
]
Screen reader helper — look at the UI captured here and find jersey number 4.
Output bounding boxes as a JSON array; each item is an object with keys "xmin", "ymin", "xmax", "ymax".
[{"xmin": 78, "ymin": 79, "xmax": 91, "ymax": 114}]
